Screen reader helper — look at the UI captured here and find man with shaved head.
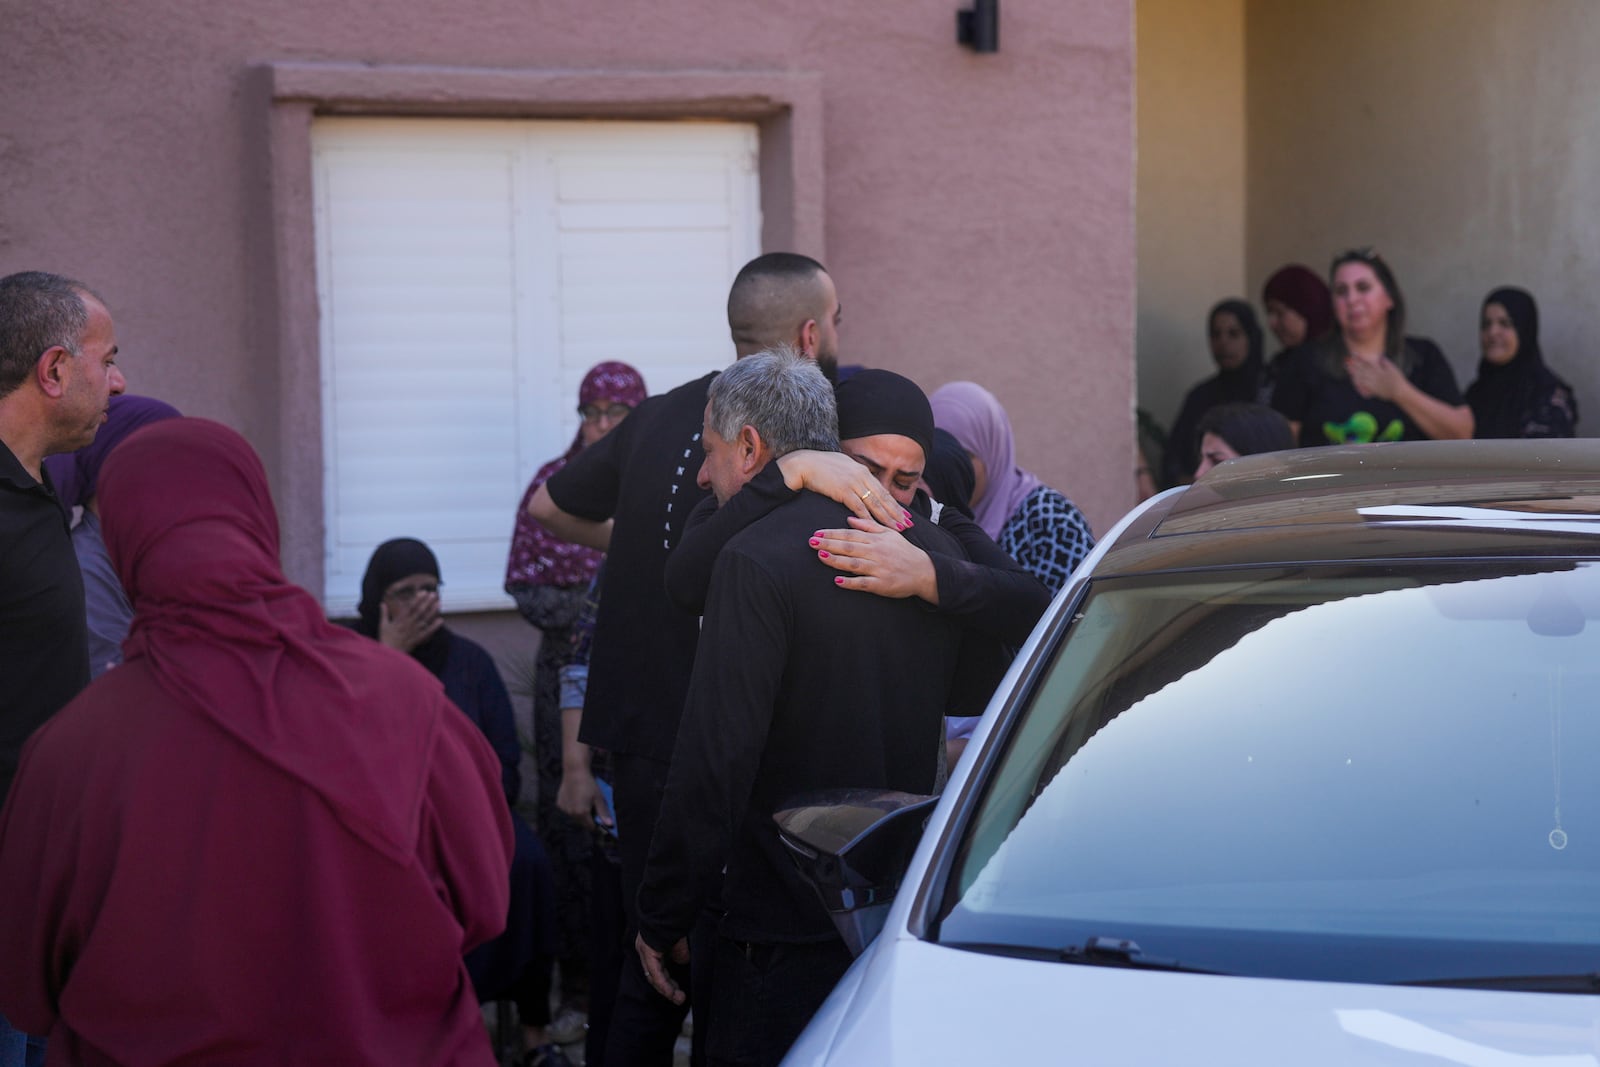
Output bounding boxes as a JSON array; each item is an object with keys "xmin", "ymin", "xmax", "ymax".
[
  {"xmin": 725, "ymin": 252, "xmax": 841, "ymax": 378},
  {"xmin": 528, "ymin": 251, "xmax": 853, "ymax": 1066}
]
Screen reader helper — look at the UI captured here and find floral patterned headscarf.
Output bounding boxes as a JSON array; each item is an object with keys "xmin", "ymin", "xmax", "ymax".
[{"xmin": 504, "ymin": 362, "xmax": 647, "ymax": 590}]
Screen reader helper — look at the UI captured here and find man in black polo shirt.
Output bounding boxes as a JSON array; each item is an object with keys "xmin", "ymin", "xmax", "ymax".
[
  {"xmin": 527, "ymin": 252, "xmax": 844, "ymax": 1066},
  {"xmin": 0, "ymin": 270, "xmax": 125, "ymax": 1060}
]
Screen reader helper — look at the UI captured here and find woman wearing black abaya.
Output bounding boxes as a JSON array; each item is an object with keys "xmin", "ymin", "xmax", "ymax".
[
  {"xmin": 1466, "ymin": 286, "xmax": 1578, "ymax": 439},
  {"xmin": 354, "ymin": 538, "xmax": 571, "ymax": 1067},
  {"xmin": 1163, "ymin": 299, "xmax": 1265, "ymax": 485}
]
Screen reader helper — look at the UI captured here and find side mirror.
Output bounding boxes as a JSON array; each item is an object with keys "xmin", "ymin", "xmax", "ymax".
[{"xmin": 774, "ymin": 789, "xmax": 939, "ymax": 955}]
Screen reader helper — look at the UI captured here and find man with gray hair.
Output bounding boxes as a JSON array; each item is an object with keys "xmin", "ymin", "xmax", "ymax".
[
  {"xmin": 633, "ymin": 349, "xmax": 965, "ymax": 1067},
  {"xmin": 692, "ymin": 346, "xmax": 838, "ymax": 505},
  {"xmin": 0, "ymin": 270, "xmax": 125, "ymax": 1064},
  {"xmin": 0, "ymin": 271, "xmax": 125, "ymax": 794},
  {"xmin": 528, "ymin": 251, "xmax": 880, "ymax": 1067}
]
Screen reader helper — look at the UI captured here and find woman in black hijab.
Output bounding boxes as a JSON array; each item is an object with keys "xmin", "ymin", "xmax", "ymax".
[
  {"xmin": 353, "ymin": 538, "xmax": 572, "ymax": 1067},
  {"xmin": 1466, "ymin": 287, "xmax": 1578, "ymax": 439},
  {"xmin": 1164, "ymin": 299, "xmax": 1265, "ymax": 485},
  {"xmin": 922, "ymin": 428, "xmax": 976, "ymax": 520}
]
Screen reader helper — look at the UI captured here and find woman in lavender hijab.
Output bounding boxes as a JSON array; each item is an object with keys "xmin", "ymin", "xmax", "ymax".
[
  {"xmin": 929, "ymin": 381, "xmax": 1094, "ymax": 596},
  {"xmin": 43, "ymin": 394, "xmax": 181, "ymax": 677}
]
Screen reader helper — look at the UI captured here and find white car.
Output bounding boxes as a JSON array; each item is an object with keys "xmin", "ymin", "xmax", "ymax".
[{"xmin": 781, "ymin": 441, "xmax": 1600, "ymax": 1064}]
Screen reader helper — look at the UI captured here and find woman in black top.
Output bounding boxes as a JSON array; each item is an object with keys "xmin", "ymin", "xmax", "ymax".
[
  {"xmin": 1466, "ymin": 286, "xmax": 1578, "ymax": 439},
  {"xmin": 1261, "ymin": 263, "xmax": 1334, "ymax": 357},
  {"xmin": 1272, "ymin": 248, "xmax": 1472, "ymax": 447},
  {"xmin": 1258, "ymin": 263, "xmax": 1334, "ymax": 400},
  {"xmin": 1164, "ymin": 299, "xmax": 1265, "ymax": 485}
]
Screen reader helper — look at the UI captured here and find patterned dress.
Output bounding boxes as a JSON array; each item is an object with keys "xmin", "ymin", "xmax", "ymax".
[{"xmin": 997, "ymin": 486, "xmax": 1096, "ymax": 595}]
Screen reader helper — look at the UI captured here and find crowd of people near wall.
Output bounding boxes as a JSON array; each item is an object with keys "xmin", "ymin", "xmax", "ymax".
[
  {"xmin": 0, "ymin": 261, "xmax": 1072, "ymax": 1067},
  {"xmin": 0, "ymin": 246, "xmax": 1577, "ymax": 1067},
  {"xmin": 1150, "ymin": 248, "xmax": 1580, "ymax": 489}
]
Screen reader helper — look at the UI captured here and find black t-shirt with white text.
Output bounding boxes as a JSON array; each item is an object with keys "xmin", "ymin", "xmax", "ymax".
[{"xmin": 544, "ymin": 372, "xmax": 715, "ymax": 760}]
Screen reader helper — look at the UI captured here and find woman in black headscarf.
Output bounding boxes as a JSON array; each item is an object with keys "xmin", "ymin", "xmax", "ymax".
[
  {"xmin": 355, "ymin": 539, "xmax": 520, "ymax": 789},
  {"xmin": 1164, "ymin": 299, "xmax": 1265, "ymax": 485},
  {"xmin": 353, "ymin": 538, "xmax": 572, "ymax": 1067},
  {"xmin": 1466, "ymin": 287, "xmax": 1578, "ymax": 439},
  {"xmin": 922, "ymin": 428, "xmax": 976, "ymax": 520}
]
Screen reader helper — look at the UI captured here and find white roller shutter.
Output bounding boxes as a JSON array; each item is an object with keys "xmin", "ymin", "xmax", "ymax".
[{"xmin": 312, "ymin": 117, "xmax": 760, "ymax": 614}]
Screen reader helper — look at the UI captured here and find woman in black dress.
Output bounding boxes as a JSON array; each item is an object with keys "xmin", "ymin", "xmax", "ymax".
[
  {"xmin": 1271, "ymin": 249, "xmax": 1472, "ymax": 447},
  {"xmin": 1466, "ymin": 286, "xmax": 1577, "ymax": 439},
  {"xmin": 1164, "ymin": 298, "xmax": 1264, "ymax": 484}
]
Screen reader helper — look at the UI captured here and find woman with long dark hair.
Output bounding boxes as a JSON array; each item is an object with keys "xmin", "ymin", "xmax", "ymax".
[
  {"xmin": 1271, "ymin": 248, "xmax": 1472, "ymax": 446},
  {"xmin": 1192, "ymin": 402, "xmax": 1296, "ymax": 478},
  {"xmin": 1466, "ymin": 286, "xmax": 1577, "ymax": 439}
]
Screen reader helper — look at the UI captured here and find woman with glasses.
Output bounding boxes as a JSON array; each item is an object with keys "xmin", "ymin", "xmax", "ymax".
[
  {"xmin": 1466, "ymin": 286, "xmax": 1578, "ymax": 439},
  {"xmin": 1271, "ymin": 248, "xmax": 1472, "ymax": 446},
  {"xmin": 504, "ymin": 361, "xmax": 645, "ymax": 1049}
]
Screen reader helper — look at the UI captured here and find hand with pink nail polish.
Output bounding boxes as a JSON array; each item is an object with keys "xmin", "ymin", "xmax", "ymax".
[
  {"xmin": 774, "ymin": 449, "xmax": 907, "ymax": 528},
  {"xmin": 811, "ymin": 516, "xmax": 939, "ymax": 603}
]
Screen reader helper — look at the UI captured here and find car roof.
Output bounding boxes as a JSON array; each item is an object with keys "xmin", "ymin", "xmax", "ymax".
[{"xmin": 1101, "ymin": 440, "xmax": 1600, "ymax": 576}]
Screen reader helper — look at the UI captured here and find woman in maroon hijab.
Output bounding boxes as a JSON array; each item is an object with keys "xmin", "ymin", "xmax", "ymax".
[{"xmin": 0, "ymin": 418, "xmax": 513, "ymax": 1066}]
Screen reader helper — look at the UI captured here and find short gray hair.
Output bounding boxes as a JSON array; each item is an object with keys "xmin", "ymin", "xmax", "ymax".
[
  {"xmin": 708, "ymin": 346, "xmax": 838, "ymax": 457},
  {"xmin": 0, "ymin": 271, "xmax": 96, "ymax": 398}
]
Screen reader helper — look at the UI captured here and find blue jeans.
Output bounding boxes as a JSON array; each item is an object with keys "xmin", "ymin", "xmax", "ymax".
[{"xmin": 0, "ymin": 1012, "xmax": 45, "ymax": 1067}]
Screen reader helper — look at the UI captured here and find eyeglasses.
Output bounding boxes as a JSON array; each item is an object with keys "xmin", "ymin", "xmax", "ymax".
[
  {"xmin": 384, "ymin": 580, "xmax": 440, "ymax": 602},
  {"xmin": 579, "ymin": 403, "xmax": 633, "ymax": 425}
]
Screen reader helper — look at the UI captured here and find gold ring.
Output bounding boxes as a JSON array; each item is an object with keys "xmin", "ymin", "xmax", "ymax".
[{"xmin": 862, "ymin": 489, "xmax": 875, "ymax": 500}]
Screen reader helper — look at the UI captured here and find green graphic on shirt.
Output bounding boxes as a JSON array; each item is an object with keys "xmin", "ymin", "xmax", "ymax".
[{"xmin": 1323, "ymin": 411, "xmax": 1404, "ymax": 444}]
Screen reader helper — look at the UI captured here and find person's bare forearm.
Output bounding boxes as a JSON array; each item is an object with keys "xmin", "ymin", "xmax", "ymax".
[
  {"xmin": 557, "ymin": 705, "xmax": 608, "ymax": 824},
  {"xmin": 1395, "ymin": 382, "xmax": 1474, "ymax": 440},
  {"xmin": 560, "ymin": 705, "xmax": 590, "ymax": 776},
  {"xmin": 529, "ymin": 482, "xmax": 612, "ymax": 551}
]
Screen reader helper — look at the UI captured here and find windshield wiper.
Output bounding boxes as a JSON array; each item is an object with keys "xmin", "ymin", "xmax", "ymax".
[
  {"xmin": 1400, "ymin": 973, "xmax": 1600, "ymax": 994},
  {"xmin": 944, "ymin": 936, "xmax": 1226, "ymax": 976}
]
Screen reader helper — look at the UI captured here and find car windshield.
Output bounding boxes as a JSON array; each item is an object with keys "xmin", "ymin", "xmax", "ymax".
[{"xmin": 937, "ymin": 561, "xmax": 1600, "ymax": 986}]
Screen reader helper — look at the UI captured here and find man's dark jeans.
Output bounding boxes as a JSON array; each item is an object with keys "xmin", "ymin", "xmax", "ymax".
[
  {"xmin": 603, "ymin": 752, "xmax": 695, "ymax": 1067},
  {"xmin": 705, "ymin": 934, "xmax": 852, "ymax": 1067}
]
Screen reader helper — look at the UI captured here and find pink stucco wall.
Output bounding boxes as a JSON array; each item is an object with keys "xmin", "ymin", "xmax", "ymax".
[{"xmin": 2, "ymin": 0, "xmax": 1134, "ymax": 592}]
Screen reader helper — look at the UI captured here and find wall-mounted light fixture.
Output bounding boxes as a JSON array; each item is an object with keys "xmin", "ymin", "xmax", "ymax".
[{"xmin": 957, "ymin": 0, "xmax": 999, "ymax": 53}]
